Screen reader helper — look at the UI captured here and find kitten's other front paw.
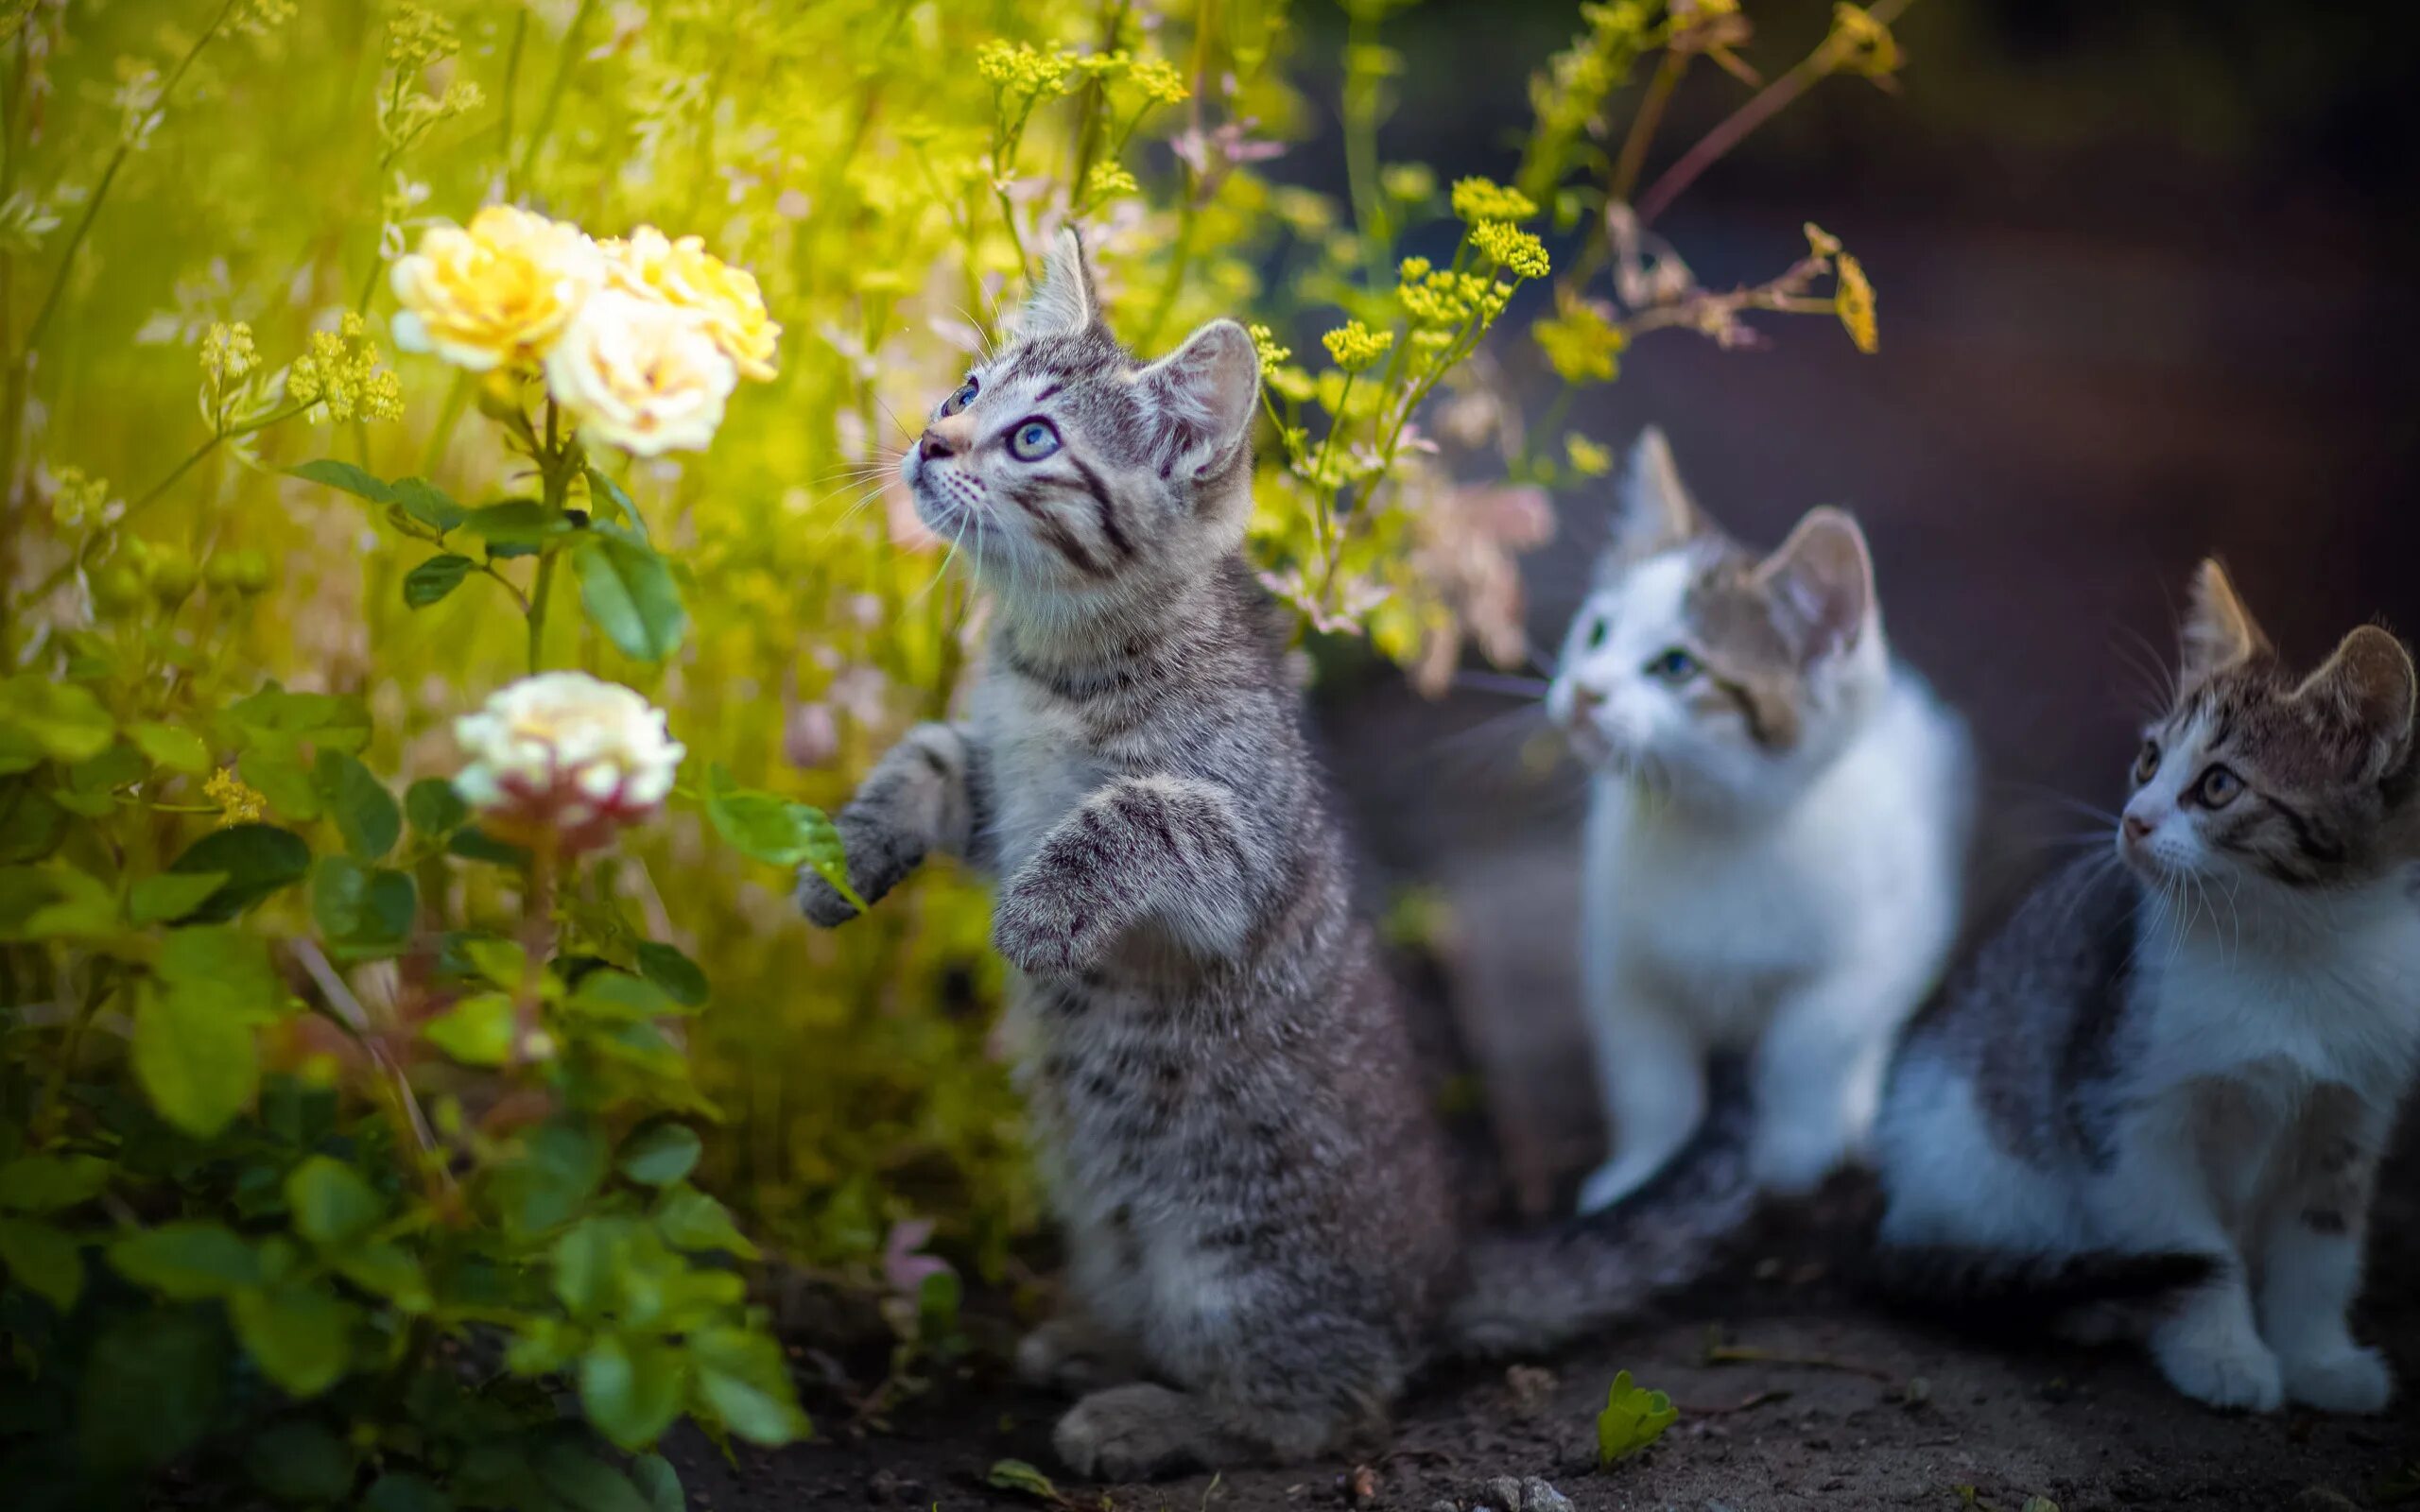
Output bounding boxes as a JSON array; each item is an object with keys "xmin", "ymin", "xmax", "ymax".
[
  {"xmin": 2152, "ymin": 1318, "xmax": 2284, "ymax": 1413},
  {"xmin": 1053, "ymin": 1383, "xmax": 1207, "ymax": 1481},
  {"xmin": 796, "ymin": 868, "xmax": 861, "ymax": 928},
  {"xmin": 2281, "ymin": 1343, "xmax": 2393, "ymax": 1415},
  {"xmin": 993, "ymin": 879, "xmax": 1105, "ymax": 976}
]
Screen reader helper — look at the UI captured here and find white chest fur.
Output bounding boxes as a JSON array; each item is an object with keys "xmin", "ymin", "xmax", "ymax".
[{"xmin": 969, "ymin": 673, "xmax": 1106, "ymax": 882}]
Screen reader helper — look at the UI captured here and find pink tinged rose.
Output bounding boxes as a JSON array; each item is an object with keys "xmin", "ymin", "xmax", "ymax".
[{"xmin": 452, "ymin": 671, "xmax": 685, "ymax": 853}]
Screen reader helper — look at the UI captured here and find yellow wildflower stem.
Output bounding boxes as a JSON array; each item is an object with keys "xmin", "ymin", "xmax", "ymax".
[
  {"xmin": 1634, "ymin": 0, "xmax": 1918, "ymax": 229},
  {"xmin": 1606, "ymin": 48, "xmax": 1687, "ymax": 210}
]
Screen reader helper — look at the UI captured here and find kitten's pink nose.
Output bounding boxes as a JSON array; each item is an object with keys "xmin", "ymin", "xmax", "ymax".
[
  {"xmin": 2122, "ymin": 815, "xmax": 2152, "ymax": 844},
  {"xmin": 918, "ymin": 430, "xmax": 956, "ymax": 461}
]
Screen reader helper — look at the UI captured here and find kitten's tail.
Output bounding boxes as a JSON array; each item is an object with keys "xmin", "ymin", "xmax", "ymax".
[
  {"xmin": 1443, "ymin": 1090, "xmax": 1761, "ymax": 1357},
  {"xmin": 1871, "ymin": 1245, "xmax": 2216, "ymax": 1329}
]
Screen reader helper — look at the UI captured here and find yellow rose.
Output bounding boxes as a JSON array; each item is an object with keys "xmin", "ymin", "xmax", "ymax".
[
  {"xmin": 543, "ymin": 288, "xmax": 738, "ymax": 456},
  {"xmin": 597, "ymin": 225, "xmax": 781, "ymax": 381},
  {"xmin": 389, "ymin": 204, "xmax": 602, "ymax": 372}
]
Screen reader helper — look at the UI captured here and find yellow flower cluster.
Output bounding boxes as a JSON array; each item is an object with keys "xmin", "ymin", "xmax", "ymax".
[
  {"xmin": 199, "ymin": 321, "xmax": 258, "ymax": 388},
  {"xmin": 1531, "ymin": 301, "xmax": 1627, "ymax": 385},
  {"xmin": 1082, "ymin": 163, "xmax": 1141, "ymax": 204},
  {"xmin": 389, "ymin": 207, "xmax": 781, "ymax": 455},
  {"xmin": 1381, "ymin": 164, "xmax": 1436, "ymax": 203},
  {"xmin": 1125, "ymin": 56, "xmax": 1190, "ymax": 105},
  {"xmin": 46, "ymin": 465, "xmax": 109, "ymax": 529},
  {"xmin": 206, "ymin": 767, "xmax": 267, "ymax": 827},
  {"xmin": 1566, "ymin": 434, "xmax": 1615, "ymax": 477},
  {"xmin": 1246, "ymin": 322, "xmax": 1293, "ymax": 369},
  {"xmin": 976, "ymin": 41, "xmax": 1072, "ymax": 109},
  {"xmin": 1834, "ymin": 252, "xmax": 1879, "ymax": 353},
  {"xmin": 1322, "ymin": 321, "xmax": 1394, "ymax": 373},
  {"xmin": 385, "ymin": 3, "xmax": 461, "ymax": 74},
  {"xmin": 1827, "ymin": 4, "xmax": 1902, "ymax": 80},
  {"xmin": 288, "ymin": 312, "xmax": 406, "ymax": 424},
  {"xmin": 1397, "ymin": 264, "xmax": 1507, "ymax": 328},
  {"xmin": 1450, "ymin": 177, "xmax": 1539, "ymax": 224},
  {"xmin": 1472, "ymin": 220, "xmax": 1551, "ymax": 280}
]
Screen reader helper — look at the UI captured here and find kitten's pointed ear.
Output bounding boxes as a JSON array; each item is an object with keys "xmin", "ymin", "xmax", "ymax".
[
  {"xmin": 1756, "ymin": 506, "xmax": 1876, "ymax": 662},
  {"xmin": 2179, "ymin": 558, "xmax": 2272, "ymax": 687},
  {"xmin": 2297, "ymin": 626, "xmax": 2417, "ymax": 771},
  {"xmin": 1020, "ymin": 227, "xmax": 1102, "ymax": 339},
  {"xmin": 1137, "ymin": 318, "xmax": 1260, "ymax": 480},
  {"xmin": 1610, "ymin": 425, "xmax": 1707, "ymax": 563}
]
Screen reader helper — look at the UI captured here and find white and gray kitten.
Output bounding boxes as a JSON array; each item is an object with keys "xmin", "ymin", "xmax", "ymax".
[
  {"xmin": 1876, "ymin": 560, "xmax": 2420, "ymax": 1415},
  {"xmin": 1548, "ymin": 429, "xmax": 1974, "ymax": 1211}
]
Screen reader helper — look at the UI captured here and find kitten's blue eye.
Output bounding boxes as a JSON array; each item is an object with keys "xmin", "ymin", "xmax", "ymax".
[
  {"xmin": 1644, "ymin": 647, "xmax": 1699, "ymax": 683},
  {"xmin": 939, "ymin": 376, "xmax": 979, "ymax": 417},
  {"xmin": 1008, "ymin": 418, "xmax": 1061, "ymax": 461}
]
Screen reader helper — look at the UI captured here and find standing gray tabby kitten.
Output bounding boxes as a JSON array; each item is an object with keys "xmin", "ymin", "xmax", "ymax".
[
  {"xmin": 801, "ymin": 232, "xmax": 1760, "ymax": 1477},
  {"xmin": 1875, "ymin": 560, "xmax": 2420, "ymax": 1414}
]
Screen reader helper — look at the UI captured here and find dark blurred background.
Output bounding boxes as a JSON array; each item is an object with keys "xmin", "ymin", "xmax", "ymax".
[{"xmin": 1302, "ymin": 0, "xmax": 2420, "ymax": 1208}]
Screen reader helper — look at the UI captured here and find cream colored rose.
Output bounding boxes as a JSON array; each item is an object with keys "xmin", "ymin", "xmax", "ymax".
[
  {"xmin": 542, "ymin": 289, "xmax": 738, "ymax": 456},
  {"xmin": 389, "ymin": 205, "xmax": 603, "ymax": 372},
  {"xmin": 598, "ymin": 225, "xmax": 782, "ymax": 381},
  {"xmin": 453, "ymin": 671, "xmax": 684, "ymax": 852}
]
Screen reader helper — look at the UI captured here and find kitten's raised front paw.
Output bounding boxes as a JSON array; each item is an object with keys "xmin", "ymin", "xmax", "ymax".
[
  {"xmin": 993, "ymin": 879, "xmax": 1105, "ymax": 975},
  {"xmin": 2152, "ymin": 1321, "xmax": 2283, "ymax": 1413},
  {"xmin": 796, "ymin": 868, "xmax": 861, "ymax": 928},
  {"xmin": 2281, "ymin": 1343, "xmax": 2393, "ymax": 1415},
  {"xmin": 1053, "ymin": 1383, "xmax": 1207, "ymax": 1481}
]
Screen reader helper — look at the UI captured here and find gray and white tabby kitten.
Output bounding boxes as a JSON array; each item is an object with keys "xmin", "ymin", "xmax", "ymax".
[
  {"xmin": 800, "ymin": 232, "xmax": 1760, "ymax": 1478},
  {"xmin": 1876, "ymin": 560, "xmax": 2420, "ymax": 1414},
  {"xmin": 1548, "ymin": 430, "xmax": 1973, "ymax": 1211}
]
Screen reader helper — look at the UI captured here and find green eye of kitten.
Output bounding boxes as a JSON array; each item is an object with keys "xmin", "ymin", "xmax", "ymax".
[
  {"xmin": 939, "ymin": 376, "xmax": 979, "ymax": 416},
  {"xmin": 2133, "ymin": 740, "xmax": 2161, "ymax": 785},
  {"xmin": 1008, "ymin": 418, "xmax": 1061, "ymax": 461},
  {"xmin": 2192, "ymin": 764, "xmax": 2243, "ymax": 808},
  {"xmin": 1644, "ymin": 647, "xmax": 1699, "ymax": 683}
]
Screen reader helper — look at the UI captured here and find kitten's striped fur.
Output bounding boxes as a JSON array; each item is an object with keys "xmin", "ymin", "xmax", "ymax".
[{"xmin": 800, "ymin": 232, "xmax": 1759, "ymax": 1477}]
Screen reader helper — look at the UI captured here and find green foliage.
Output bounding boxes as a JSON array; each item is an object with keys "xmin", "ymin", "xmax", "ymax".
[
  {"xmin": 0, "ymin": 0, "xmax": 1907, "ymax": 1503},
  {"xmin": 1596, "ymin": 1369, "xmax": 1679, "ymax": 1466}
]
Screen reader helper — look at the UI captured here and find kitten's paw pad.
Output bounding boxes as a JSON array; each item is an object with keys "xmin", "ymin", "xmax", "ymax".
[
  {"xmin": 796, "ymin": 869, "xmax": 861, "ymax": 928},
  {"xmin": 1016, "ymin": 1319, "xmax": 1132, "ymax": 1395},
  {"xmin": 1053, "ymin": 1383, "xmax": 1203, "ymax": 1482},
  {"xmin": 993, "ymin": 885, "xmax": 1102, "ymax": 975},
  {"xmin": 1576, "ymin": 1155, "xmax": 1663, "ymax": 1214},
  {"xmin": 2282, "ymin": 1344, "xmax": 2393, "ymax": 1415},
  {"xmin": 2154, "ymin": 1330, "xmax": 2283, "ymax": 1413}
]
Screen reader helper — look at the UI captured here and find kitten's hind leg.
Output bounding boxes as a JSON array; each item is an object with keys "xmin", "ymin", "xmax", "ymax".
[{"xmin": 2258, "ymin": 1092, "xmax": 2392, "ymax": 1414}]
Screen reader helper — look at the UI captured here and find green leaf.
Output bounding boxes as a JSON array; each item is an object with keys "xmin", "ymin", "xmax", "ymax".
[
  {"xmin": 575, "ymin": 533, "xmax": 686, "ymax": 662},
  {"xmin": 246, "ymin": 1418, "xmax": 357, "ymax": 1503},
  {"xmin": 244, "ymin": 747, "xmax": 322, "ymax": 822},
  {"xmin": 423, "ymin": 990, "xmax": 514, "ymax": 1067},
  {"xmin": 617, "ymin": 1124, "xmax": 702, "ymax": 1187},
  {"xmin": 286, "ymin": 1155, "xmax": 385, "ymax": 1246},
  {"xmin": 0, "ymin": 1216, "xmax": 82, "ymax": 1310},
  {"xmin": 230, "ymin": 686, "xmax": 372, "ymax": 757},
  {"xmin": 167, "ymin": 822, "xmax": 310, "ymax": 921},
  {"xmin": 703, "ymin": 765, "xmax": 860, "ymax": 907},
  {"xmin": 311, "ymin": 854, "xmax": 370, "ymax": 936},
  {"xmin": 363, "ymin": 1472, "xmax": 455, "ymax": 1512},
  {"xmin": 404, "ymin": 552, "xmax": 475, "ymax": 609},
  {"xmin": 1596, "ymin": 1368, "xmax": 1678, "ymax": 1466},
  {"xmin": 133, "ymin": 974, "xmax": 261, "ymax": 1137},
  {"xmin": 634, "ymin": 940, "xmax": 708, "ymax": 1006},
  {"xmin": 460, "ymin": 936, "xmax": 527, "ymax": 988},
  {"xmin": 231, "ymin": 1282, "xmax": 355, "ymax": 1399},
  {"xmin": 109, "ymin": 1221, "xmax": 260, "ymax": 1298},
  {"xmin": 0, "ymin": 1153, "xmax": 110, "ymax": 1212},
  {"xmin": 988, "ymin": 1460, "xmax": 1065, "ymax": 1503},
  {"xmin": 390, "ymin": 475, "xmax": 467, "ymax": 534},
  {"xmin": 533, "ymin": 1444, "xmax": 653, "ymax": 1512},
  {"xmin": 493, "ymin": 1120, "xmax": 607, "ymax": 1236},
  {"xmin": 463, "ymin": 498, "xmax": 566, "ymax": 549},
  {"xmin": 160, "ymin": 923, "xmax": 284, "ymax": 1021},
  {"xmin": 580, "ymin": 1333, "xmax": 689, "ymax": 1450},
  {"xmin": 405, "ymin": 777, "xmax": 467, "ymax": 835},
  {"xmin": 584, "ymin": 464, "xmax": 649, "ymax": 541},
  {"xmin": 315, "ymin": 748, "xmax": 401, "ymax": 861},
  {"xmin": 628, "ymin": 1453, "xmax": 683, "ymax": 1512},
  {"xmin": 130, "ymin": 720, "xmax": 213, "ymax": 776},
  {"xmin": 652, "ymin": 1184, "xmax": 758, "ymax": 1259},
  {"xmin": 130, "ymin": 870, "xmax": 229, "ymax": 925},
  {"xmin": 289, "ymin": 457, "xmax": 394, "ymax": 505},
  {"xmin": 0, "ymin": 786, "xmax": 66, "ymax": 863},
  {"xmin": 689, "ymin": 1326, "xmax": 809, "ymax": 1447},
  {"xmin": 0, "ymin": 676, "xmax": 113, "ymax": 765},
  {"xmin": 447, "ymin": 825, "xmax": 529, "ymax": 866},
  {"xmin": 567, "ymin": 969, "xmax": 679, "ymax": 1021},
  {"xmin": 311, "ymin": 858, "xmax": 414, "ymax": 953},
  {"xmin": 78, "ymin": 1311, "xmax": 223, "ymax": 1471},
  {"xmin": 333, "ymin": 1241, "xmax": 431, "ymax": 1310}
]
